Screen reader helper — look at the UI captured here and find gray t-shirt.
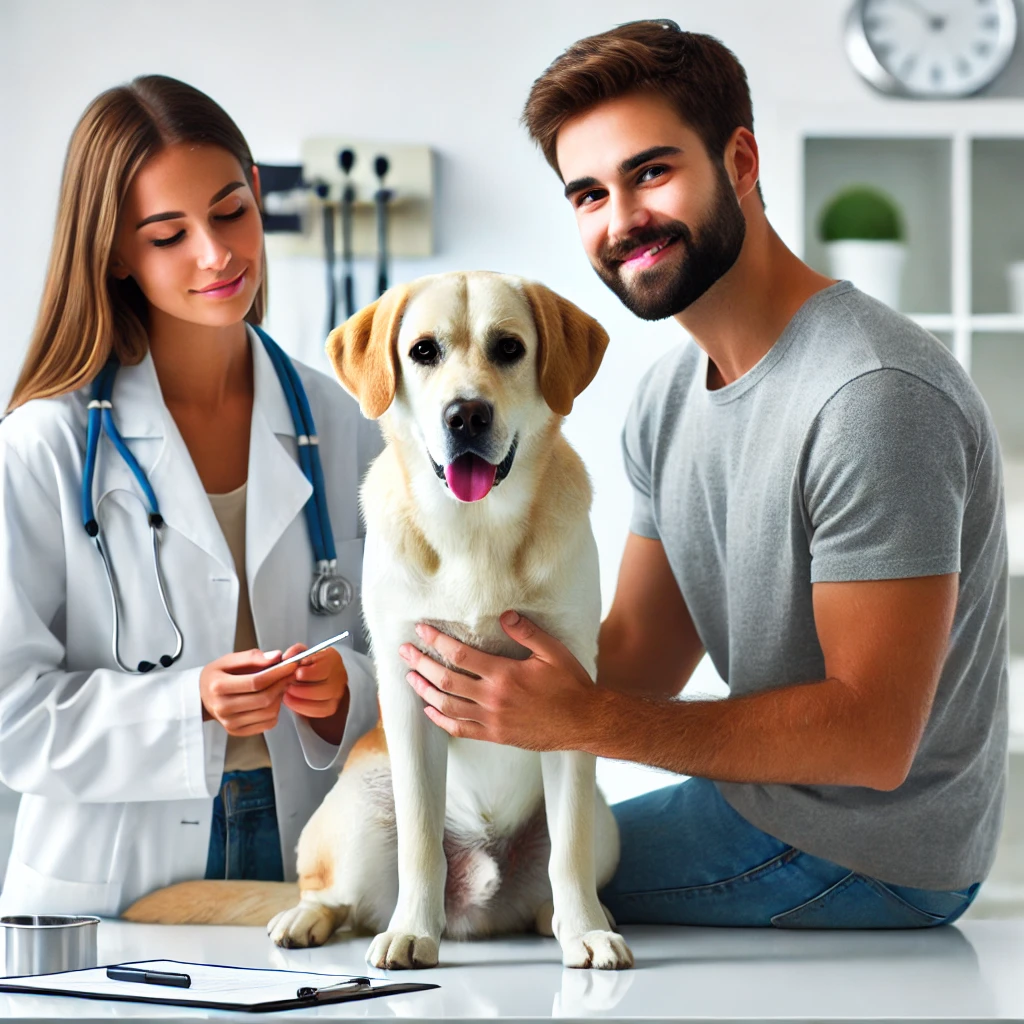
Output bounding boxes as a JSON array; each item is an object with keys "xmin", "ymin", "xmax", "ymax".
[{"xmin": 622, "ymin": 281, "xmax": 1008, "ymax": 890}]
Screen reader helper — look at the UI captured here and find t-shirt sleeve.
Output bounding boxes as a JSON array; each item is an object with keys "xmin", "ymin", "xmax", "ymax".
[
  {"xmin": 621, "ymin": 372, "xmax": 661, "ymax": 540},
  {"xmin": 803, "ymin": 368, "xmax": 976, "ymax": 584}
]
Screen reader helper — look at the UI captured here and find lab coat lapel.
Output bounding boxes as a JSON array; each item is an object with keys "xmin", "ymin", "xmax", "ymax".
[
  {"xmin": 109, "ymin": 354, "xmax": 233, "ymax": 571},
  {"xmin": 245, "ymin": 331, "xmax": 312, "ymax": 595},
  {"xmin": 98, "ymin": 335, "xmax": 312, "ymax": 590}
]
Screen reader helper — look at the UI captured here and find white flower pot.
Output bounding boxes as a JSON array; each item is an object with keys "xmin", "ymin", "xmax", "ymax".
[
  {"xmin": 825, "ymin": 240, "xmax": 907, "ymax": 311},
  {"xmin": 1007, "ymin": 261, "xmax": 1024, "ymax": 316}
]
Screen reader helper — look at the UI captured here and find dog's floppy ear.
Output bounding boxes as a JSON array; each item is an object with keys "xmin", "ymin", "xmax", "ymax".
[
  {"xmin": 325, "ymin": 283, "xmax": 411, "ymax": 419},
  {"xmin": 521, "ymin": 283, "xmax": 610, "ymax": 416}
]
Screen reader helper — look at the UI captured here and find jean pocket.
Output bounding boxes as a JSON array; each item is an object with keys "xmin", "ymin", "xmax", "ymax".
[{"xmin": 771, "ymin": 871, "xmax": 946, "ymax": 929}]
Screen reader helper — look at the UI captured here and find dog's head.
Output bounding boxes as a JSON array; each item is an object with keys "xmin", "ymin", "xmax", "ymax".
[{"xmin": 326, "ymin": 271, "xmax": 608, "ymax": 503}]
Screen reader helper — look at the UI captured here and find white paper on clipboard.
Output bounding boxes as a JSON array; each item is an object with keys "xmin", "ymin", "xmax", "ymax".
[{"xmin": 0, "ymin": 959, "xmax": 435, "ymax": 1011}]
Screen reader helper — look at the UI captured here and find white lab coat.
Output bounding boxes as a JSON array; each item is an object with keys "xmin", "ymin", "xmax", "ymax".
[{"xmin": 0, "ymin": 328, "xmax": 381, "ymax": 916}]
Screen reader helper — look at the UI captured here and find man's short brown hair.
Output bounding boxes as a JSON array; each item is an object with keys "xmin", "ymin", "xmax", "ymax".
[{"xmin": 522, "ymin": 20, "xmax": 755, "ymax": 177}]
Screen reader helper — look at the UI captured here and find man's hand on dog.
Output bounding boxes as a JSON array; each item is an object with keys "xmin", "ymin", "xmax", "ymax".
[{"xmin": 401, "ymin": 612, "xmax": 605, "ymax": 750}]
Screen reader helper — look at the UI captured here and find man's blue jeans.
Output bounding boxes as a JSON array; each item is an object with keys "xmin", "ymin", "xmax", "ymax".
[
  {"xmin": 600, "ymin": 778, "xmax": 980, "ymax": 928},
  {"xmin": 204, "ymin": 768, "xmax": 285, "ymax": 882}
]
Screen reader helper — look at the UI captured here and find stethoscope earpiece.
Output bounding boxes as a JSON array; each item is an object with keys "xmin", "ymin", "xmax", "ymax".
[{"xmin": 82, "ymin": 330, "xmax": 351, "ymax": 675}]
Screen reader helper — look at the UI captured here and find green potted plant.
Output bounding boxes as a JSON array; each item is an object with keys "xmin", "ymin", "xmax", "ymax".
[{"xmin": 818, "ymin": 186, "xmax": 907, "ymax": 310}]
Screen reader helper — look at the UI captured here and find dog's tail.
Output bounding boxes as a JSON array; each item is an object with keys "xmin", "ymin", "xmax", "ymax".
[{"xmin": 121, "ymin": 880, "xmax": 299, "ymax": 926}]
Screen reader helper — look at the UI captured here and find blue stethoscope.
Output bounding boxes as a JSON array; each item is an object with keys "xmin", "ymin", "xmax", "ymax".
[{"xmin": 81, "ymin": 326, "xmax": 353, "ymax": 674}]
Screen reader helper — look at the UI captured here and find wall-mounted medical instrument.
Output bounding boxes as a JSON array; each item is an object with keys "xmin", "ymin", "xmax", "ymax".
[
  {"xmin": 82, "ymin": 329, "xmax": 352, "ymax": 673},
  {"xmin": 259, "ymin": 142, "xmax": 432, "ymax": 334},
  {"xmin": 313, "ymin": 180, "xmax": 337, "ymax": 337},
  {"xmin": 374, "ymin": 155, "xmax": 392, "ymax": 298},
  {"xmin": 845, "ymin": 0, "xmax": 1019, "ymax": 98},
  {"xmin": 264, "ymin": 140, "xmax": 433, "ymax": 263},
  {"xmin": 257, "ymin": 163, "xmax": 309, "ymax": 233},
  {"xmin": 339, "ymin": 149, "xmax": 357, "ymax": 318}
]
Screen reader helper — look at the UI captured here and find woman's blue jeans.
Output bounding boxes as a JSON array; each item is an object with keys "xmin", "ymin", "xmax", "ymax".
[
  {"xmin": 204, "ymin": 768, "xmax": 285, "ymax": 882},
  {"xmin": 600, "ymin": 778, "xmax": 980, "ymax": 928}
]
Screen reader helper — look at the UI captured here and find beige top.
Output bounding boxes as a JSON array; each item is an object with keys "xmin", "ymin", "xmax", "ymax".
[{"xmin": 207, "ymin": 482, "xmax": 272, "ymax": 772}]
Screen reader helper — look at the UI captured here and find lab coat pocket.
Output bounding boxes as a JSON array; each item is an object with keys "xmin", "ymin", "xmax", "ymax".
[
  {"xmin": 0, "ymin": 858, "xmax": 122, "ymax": 917},
  {"xmin": 770, "ymin": 871, "xmax": 945, "ymax": 929}
]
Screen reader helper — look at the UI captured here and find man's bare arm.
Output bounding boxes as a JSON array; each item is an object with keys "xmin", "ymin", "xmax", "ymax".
[
  {"xmin": 583, "ymin": 573, "xmax": 958, "ymax": 791},
  {"xmin": 597, "ymin": 533, "xmax": 705, "ymax": 698},
  {"xmin": 402, "ymin": 534, "xmax": 957, "ymax": 792}
]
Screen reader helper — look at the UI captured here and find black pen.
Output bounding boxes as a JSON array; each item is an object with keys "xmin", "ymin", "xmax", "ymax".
[{"xmin": 106, "ymin": 966, "xmax": 191, "ymax": 989}]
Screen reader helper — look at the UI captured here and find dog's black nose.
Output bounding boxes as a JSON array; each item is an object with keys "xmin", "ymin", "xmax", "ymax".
[{"xmin": 444, "ymin": 399, "xmax": 492, "ymax": 439}]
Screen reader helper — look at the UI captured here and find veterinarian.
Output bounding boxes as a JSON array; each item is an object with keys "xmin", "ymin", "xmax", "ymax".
[
  {"xmin": 0, "ymin": 76, "xmax": 379, "ymax": 915},
  {"xmin": 402, "ymin": 22, "xmax": 1008, "ymax": 928}
]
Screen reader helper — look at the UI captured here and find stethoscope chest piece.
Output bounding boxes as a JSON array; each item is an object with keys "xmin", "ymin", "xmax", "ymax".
[{"xmin": 310, "ymin": 561, "xmax": 354, "ymax": 617}]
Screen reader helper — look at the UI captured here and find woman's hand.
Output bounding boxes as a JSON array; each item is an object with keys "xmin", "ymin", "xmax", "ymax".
[
  {"xmin": 199, "ymin": 649, "xmax": 297, "ymax": 737},
  {"xmin": 282, "ymin": 646, "xmax": 350, "ymax": 745}
]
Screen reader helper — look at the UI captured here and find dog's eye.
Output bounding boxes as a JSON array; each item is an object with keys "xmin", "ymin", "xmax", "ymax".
[
  {"xmin": 409, "ymin": 339, "xmax": 440, "ymax": 365},
  {"xmin": 494, "ymin": 336, "xmax": 525, "ymax": 365}
]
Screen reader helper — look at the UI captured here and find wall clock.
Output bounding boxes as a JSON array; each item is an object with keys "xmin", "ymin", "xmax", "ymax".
[{"xmin": 845, "ymin": 0, "xmax": 1019, "ymax": 97}]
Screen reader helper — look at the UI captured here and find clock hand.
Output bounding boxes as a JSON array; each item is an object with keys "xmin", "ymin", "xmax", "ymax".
[{"xmin": 888, "ymin": 0, "xmax": 946, "ymax": 31}]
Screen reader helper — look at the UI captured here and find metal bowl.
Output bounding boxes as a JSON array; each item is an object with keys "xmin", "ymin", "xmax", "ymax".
[{"xmin": 1, "ymin": 915, "xmax": 99, "ymax": 977}]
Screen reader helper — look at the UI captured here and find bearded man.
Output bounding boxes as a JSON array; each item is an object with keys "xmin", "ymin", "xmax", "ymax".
[{"xmin": 401, "ymin": 21, "xmax": 1009, "ymax": 929}]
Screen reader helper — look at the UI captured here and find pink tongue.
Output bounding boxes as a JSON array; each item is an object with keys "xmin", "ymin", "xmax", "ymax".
[{"xmin": 445, "ymin": 453, "xmax": 497, "ymax": 502}]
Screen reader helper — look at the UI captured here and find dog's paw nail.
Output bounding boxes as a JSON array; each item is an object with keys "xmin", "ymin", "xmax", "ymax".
[
  {"xmin": 367, "ymin": 931, "xmax": 439, "ymax": 970},
  {"xmin": 268, "ymin": 903, "xmax": 338, "ymax": 950},
  {"xmin": 561, "ymin": 930, "xmax": 634, "ymax": 970}
]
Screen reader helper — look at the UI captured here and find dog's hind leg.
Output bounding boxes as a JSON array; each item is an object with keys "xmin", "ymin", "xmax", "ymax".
[
  {"xmin": 268, "ymin": 899, "xmax": 345, "ymax": 949},
  {"xmin": 269, "ymin": 729, "xmax": 399, "ymax": 949},
  {"xmin": 534, "ymin": 900, "xmax": 555, "ymax": 936}
]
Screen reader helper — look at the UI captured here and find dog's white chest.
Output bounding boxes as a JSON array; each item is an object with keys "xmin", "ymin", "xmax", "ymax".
[{"xmin": 445, "ymin": 739, "xmax": 544, "ymax": 836}]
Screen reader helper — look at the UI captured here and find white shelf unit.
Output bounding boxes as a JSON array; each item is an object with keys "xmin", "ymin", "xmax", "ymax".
[
  {"xmin": 800, "ymin": 130, "xmax": 1024, "ymax": 371},
  {"xmin": 789, "ymin": 104, "xmax": 1024, "ymax": 345},
  {"xmin": 792, "ymin": 106, "xmax": 1024, "ymax": 764}
]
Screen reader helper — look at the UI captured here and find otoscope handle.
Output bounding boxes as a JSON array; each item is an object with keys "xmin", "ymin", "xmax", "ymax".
[
  {"xmin": 344, "ymin": 276, "xmax": 355, "ymax": 318},
  {"xmin": 315, "ymin": 181, "xmax": 337, "ymax": 334},
  {"xmin": 375, "ymin": 187, "xmax": 392, "ymax": 297}
]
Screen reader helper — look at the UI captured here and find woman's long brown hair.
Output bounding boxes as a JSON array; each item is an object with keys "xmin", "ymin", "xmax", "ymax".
[{"xmin": 7, "ymin": 75, "xmax": 267, "ymax": 412}]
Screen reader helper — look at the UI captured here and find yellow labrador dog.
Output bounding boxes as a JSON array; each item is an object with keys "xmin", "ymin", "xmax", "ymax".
[{"xmin": 125, "ymin": 272, "xmax": 633, "ymax": 972}]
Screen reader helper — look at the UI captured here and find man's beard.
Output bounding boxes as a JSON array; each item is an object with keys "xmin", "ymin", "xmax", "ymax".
[{"xmin": 594, "ymin": 165, "xmax": 747, "ymax": 321}]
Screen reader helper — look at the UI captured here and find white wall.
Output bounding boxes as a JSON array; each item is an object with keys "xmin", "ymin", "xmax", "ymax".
[
  {"xmin": 1, "ymin": 0, "xmax": 938, "ymax": 617},
  {"xmin": 3, "ymin": 2, "xmax": 1023, "ymax": 810}
]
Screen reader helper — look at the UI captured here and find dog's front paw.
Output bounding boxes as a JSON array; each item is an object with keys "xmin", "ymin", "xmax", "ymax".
[
  {"xmin": 366, "ymin": 931, "xmax": 439, "ymax": 969},
  {"xmin": 561, "ymin": 929, "xmax": 634, "ymax": 970},
  {"xmin": 268, "ymin": 900, "xmax": 341, "ymax": 949}
]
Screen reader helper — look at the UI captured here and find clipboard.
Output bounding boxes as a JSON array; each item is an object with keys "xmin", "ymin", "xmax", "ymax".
[{"xmin": 0, "ymin": 959, "xmax": 438, "ymax": 1013}]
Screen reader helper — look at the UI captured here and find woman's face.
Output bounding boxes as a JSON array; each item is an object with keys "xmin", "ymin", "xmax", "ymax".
[{"xmin": 111, "ymin": 142, "xmax": 263, "ymax": 328}]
